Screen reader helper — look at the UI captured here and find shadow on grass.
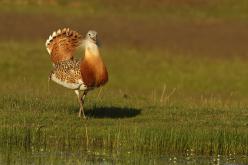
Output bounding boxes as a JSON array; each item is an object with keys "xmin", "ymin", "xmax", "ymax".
[{"xmin": 84, "ymin": 107, "xmax": 141, "ymax": 118}]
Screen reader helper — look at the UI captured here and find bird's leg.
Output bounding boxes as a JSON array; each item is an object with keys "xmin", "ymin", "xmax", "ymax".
[
  {"xmin": 75, "ymin": 90, "xmax": 86, "ymax": 119},
  {"xmin": 80, "ymin": 91, "xmax": 87, "ymax": 116},
  {"xmin": 47, "ymin": 71, "xmax": 53, "ymax": 93}
]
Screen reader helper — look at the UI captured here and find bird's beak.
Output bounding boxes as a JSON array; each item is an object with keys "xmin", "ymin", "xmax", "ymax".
[
  {"xmin": 91, "ymin": 36, "xmax": 100, "ymax": 46},
  {"xmin": 91, "ymin": 35, "xmax": 96, "ymax": 42}
]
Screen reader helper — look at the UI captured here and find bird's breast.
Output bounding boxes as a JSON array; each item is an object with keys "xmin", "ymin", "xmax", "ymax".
[{"xmin": 80, "ymin": 56, "xmax": 108, "ymax": 88}]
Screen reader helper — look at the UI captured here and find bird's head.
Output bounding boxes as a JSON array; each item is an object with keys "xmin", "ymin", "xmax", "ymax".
[
  {"xmin": 83, "ymin": 30, "xmax": 100, "ymax": 56},
  {"xmin": 85, "ymin": 30, "xmax": 98, "ymax": 44}
]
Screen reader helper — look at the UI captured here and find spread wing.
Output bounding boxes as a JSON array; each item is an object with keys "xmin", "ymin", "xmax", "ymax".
[{"xmin": 45, "ymin": 28, "xmax": 83, "ymax": 64}]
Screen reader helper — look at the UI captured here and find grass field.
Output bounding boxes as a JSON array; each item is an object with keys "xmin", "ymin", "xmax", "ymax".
[{"xmin": 0, "ymin": 0, "xmax": 248, "ymax": 163}]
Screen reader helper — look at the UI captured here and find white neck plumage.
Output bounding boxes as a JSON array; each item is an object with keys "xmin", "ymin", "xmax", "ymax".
[{"xmin": 83, "ymin": 40, "xmax": 100, "ymax": 58}]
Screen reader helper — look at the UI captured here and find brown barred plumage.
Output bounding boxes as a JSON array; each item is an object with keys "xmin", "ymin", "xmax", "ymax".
[{"xmin": 46, "ymin": 28, "xmax": 82, "ymax": 64}]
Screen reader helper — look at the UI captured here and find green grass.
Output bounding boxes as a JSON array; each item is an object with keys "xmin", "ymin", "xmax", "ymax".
[
  {"xmin": 1, "ymin": 41, "xmax": 248, "ymax": 157},
  {"xmin": 1, "ymin": 1, "xmax": 248, "ymax": 163}
]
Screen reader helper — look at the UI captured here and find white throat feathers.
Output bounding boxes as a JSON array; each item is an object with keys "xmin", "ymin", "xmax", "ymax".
[{"xmin": 84, "ymin": 40, "xmax": 100, "ymax": 58}]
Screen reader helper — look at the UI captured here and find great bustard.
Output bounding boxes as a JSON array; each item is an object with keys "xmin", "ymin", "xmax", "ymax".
[{"xmin": 45, "ymin": 28, "xmax": 108, "ymax": 118}]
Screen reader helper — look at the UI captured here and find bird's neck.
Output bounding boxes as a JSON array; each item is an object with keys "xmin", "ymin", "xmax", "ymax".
[{"xmin": 84, "ymin": 41, "xmax": 100, "ymax": 58}]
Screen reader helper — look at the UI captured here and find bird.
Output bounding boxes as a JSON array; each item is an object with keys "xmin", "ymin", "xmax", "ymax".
[{"xmin": 45, "ymin": 28, "xmax": 108, "ymax": 118}]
